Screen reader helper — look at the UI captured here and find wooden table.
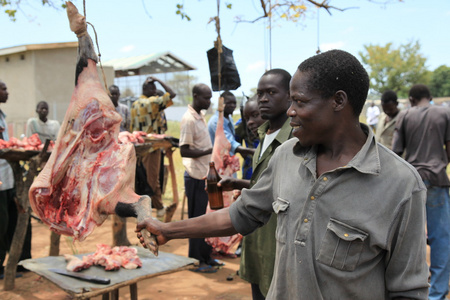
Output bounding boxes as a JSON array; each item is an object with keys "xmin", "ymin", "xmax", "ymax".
[
  {"xmin": 19, "ymin": 248, "xmax": 197, "ymax": 300},
  {"xmin": 0, "ymin": 147, "xmax": 50, "ymax": 291},
  {"xmin": 0, "ymin": 137, "xmax": 181, "ymax": 290}
]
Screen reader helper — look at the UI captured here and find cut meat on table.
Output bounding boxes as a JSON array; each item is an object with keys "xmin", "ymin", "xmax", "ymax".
[
  {"xmin": 64, "ymin": 244, "xmax": 142, "ymax": 272},
  {"xmin": 28, "ymin": 1, "xmax": 158, "ymax": 255},
  {"xmin": 0, "ymin": 133, "xmax": 54, "ymax": 151}
]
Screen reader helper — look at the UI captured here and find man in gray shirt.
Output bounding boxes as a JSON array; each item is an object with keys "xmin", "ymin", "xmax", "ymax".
[
  {"xmin": 136, "ymin": 50, "xmax": 429, "ymax": 299},
  {"xmin": 392, "ymin": 84, "xmax": 450, "ymax": 300}
]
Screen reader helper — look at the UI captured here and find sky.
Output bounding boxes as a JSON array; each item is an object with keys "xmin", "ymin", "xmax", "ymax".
[{"xmin": 1, "ymin": 0, "xmax": 449, "ymax": 102}]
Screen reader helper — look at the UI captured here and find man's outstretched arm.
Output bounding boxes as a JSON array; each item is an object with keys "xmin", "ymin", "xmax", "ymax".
[{"xmin": 136, "ymin": 207, "xmax": 237, "ymax": 247}]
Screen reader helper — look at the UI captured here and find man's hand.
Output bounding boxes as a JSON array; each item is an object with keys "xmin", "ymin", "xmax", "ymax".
[
  {"xmin": 218, "ymin": 176, "xmax": 236, "ymax": 191},
  {"xmin": 218, "ymin": 176, "xmax": 250, "ymax": 191},
  {"xmin": 136, "ymin": 218, "xmax": 169, "ymax": 247}
]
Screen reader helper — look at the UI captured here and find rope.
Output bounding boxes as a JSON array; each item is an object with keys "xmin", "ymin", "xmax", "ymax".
[
  {"xmin": 86, "ymin": 22, "xmax": 109, "ymax": 93},
  {"xmin": 215, "ymin": 0, "xmax": 222, "ymax": 92},
  {"xmin": 82, "ymin": 0, "xmax": 109, "ymax": 94}
]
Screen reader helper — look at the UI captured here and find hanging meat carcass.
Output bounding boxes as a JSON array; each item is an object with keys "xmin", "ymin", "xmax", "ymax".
[
  {"xmin": 28, "ymin": 1, "xmax": 157, "ymax": 255},
  {"xmin": 205, "ymin": 97, "xmax": 242, "ymax": 254}
]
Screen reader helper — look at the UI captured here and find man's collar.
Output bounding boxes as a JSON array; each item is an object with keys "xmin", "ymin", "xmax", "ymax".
[{"xmin": 295, "ymin": 123, "xmax": 380, "ymax": 176}]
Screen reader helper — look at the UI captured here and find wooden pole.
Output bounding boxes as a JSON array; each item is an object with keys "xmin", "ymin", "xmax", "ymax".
[
  {"xmin": 112, "ymin": 215, "xmax": 131, "ymax": 246},
  {"xmin": 164, "ymin": 148, "xmax": 179, "ymax": 223},
  {"xmin": 4, "ymin": 157, "xmax": 39, "ymax": 290},
  {"xmin": 49, "ymin": 231, "xmax": 61, "ymax": 256}
]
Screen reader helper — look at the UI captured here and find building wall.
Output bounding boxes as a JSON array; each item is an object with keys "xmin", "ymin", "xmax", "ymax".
[{"xmin": 0, "ymin": 46, "xmax": 114, "ymax": 138}]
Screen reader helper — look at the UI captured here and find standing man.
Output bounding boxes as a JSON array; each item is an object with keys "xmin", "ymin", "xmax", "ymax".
[
  {"xmin": 130, "ymin": 76, "xmax": 176, "ymax": 218},
  {"xmin": 375, "ymin": 90, "xmax": 400, "ymax": 149},
  {"xmin": 137, "ymin": 50, "xmax": 429, "ymax": 299},
  {"xmin": 366, "ymin": 101, "xmax": 380, "ymax": 131},
  {"xmin": 393, "ymin": 84, "xmax": 450, "ymax": 300},
  {"xmin": 179, "ymin": 83, "xmax": 218, "ymax": 273},
  {"xmin": 109, "ymin": 85, "xmax": 131, "ymax": 246},
  {"xmin": 208, "ymin": 91, "xmax": 254, "ymax": 158},
  {"xmin": 26, "ymin": 101, "xmax": 60, "ymax": 142},
  {"xmin": 108, "ymin": 85, "xmax": 130, "ymax": 133},
  {"xmin": 220, "ymin": 69, "xmax": 293, "ymax": 299},
  {"xmin": 0, "ymin": 80, "xmax": 31, "ymax": 278}
]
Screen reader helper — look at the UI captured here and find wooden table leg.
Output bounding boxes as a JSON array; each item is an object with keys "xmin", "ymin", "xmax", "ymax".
[
  {"xmin": 130, "ymin": 283, "xmax": 138, "ymax": 300},
  {"xmin": 164, "ymin": 148, "xmax": 179, "ymax": 223},
  {"xmin": 111, "ymin": 289, "xmax": 119, "ymax": 300},
  {"xmin": 102, "ymin": 293, "xmax": 109, "ymax": 300}
]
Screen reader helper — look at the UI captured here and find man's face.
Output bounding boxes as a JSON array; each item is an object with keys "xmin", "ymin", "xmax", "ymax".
[
  {"xmin": 381, "ymin": 101, "xmax": 399, "ymax": 119},
  {"xmin": 224, "ymin": 95, "xmax": 237, "ymax": 116},
  {"xmin": 0, "ymin": 82, "xmax": 8, "ymax": 104},
  {"xmin": 244, "ymin": 100, "xmax": 264, "ymax": 138},
  {"xmin": 194, "ymin": 87, "xmax": 212, "ymax": 111},
  {"xmin": 109, "ymin": 87, "xmax": 120, "ymax": 106},
  {"xmin": 143, "ymin": 82, "xmax": 157, "ymax": 97},
  {"xmin": 256, "ymin": 73, "xmax": 291, "ymax": 120},
  {"xmin": 288, "ymin": 70, "xmax": 335, "ymax": 147},
  {"xmin": 36, "ymin": 102, "xmax": 49, "ymax": 120}
]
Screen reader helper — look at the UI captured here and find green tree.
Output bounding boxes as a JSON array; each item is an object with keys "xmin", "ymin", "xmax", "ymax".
[
  {"xmin": 3, "ymin": 0, "xmax": 400, "ymax": 22},
  {"xmin": 430, "ymin": 65, "xmax": 450, "ymax": 97},
  {"xmin": 359, "ymin": 41, "xmax": 430, "ymax": 98},
  {"xmin": 166, "ymin": 73, "xmax": 198, "ymax": 106}
]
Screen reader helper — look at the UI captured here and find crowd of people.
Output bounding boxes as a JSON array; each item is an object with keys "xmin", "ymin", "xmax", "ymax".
[
  {"xmin": 136, "ymin": 49, "xmax": 450, "ymax": 300},
  {"xmin": 0, "ymin": 48, "xmax": 449, "ymax": 299}
]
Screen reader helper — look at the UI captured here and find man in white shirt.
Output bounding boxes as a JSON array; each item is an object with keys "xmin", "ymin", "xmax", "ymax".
[
  {"xmin": 366, "ymin": 101, "xmax": 380, "ymax": 131},
  {"xmin": 26, "ymin": 101, "xmax": 60, "ymax": 142}
]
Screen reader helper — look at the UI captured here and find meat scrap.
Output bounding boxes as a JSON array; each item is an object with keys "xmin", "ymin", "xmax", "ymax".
[
  {"xmin": 0, "ymin": 133, "xmax": 54, "ymax": 151},
  {"xmin": 28, "ymin": 1, "xmax": 158, "ymax": 255},
  {"xmin": 64, "ymin": 244, "xmax": 142, "ymax": 272}
]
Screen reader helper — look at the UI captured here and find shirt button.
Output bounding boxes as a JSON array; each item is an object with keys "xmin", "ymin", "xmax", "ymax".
[
  {"xmin": 323, "ymin": 177, "xmax": 328, "ymax": 181},
  {"xmin": 300, "ymin": 241, "xmax": 306, "ymax": 247},
  {"xmin": 344, "ymin": 233, "xmax": 349, "ymax": 237},
  {"xmin": 304, "ymin": 218, "xmax": 308, "ymax": 223},
  {"xmin": 304, "ymin": 157, "xmax": 308, "ymax": 161},
  {"xmin": 310, "ymin": 196, "xmax": 315, "ymax": 200}
]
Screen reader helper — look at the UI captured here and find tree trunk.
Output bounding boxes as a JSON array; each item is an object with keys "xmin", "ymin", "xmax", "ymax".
[{"xmin": 112, "ymin": 215, "xmax": 130, "ymax": 246}]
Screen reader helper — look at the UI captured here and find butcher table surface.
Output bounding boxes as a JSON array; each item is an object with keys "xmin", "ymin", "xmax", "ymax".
[{"xmin": 19, "ymin": 247, "xmax": 197, "ymax": 295}]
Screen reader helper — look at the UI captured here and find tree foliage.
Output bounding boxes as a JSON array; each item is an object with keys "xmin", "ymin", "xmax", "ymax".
[
  {"xmin": 166, "ymin": 73, "xmax": 198, "ymax": 106},
  {"xmin": 429, "ymin": 65, "xmax": 450, "ymax": 97},
  {"xmin": 1, "ymin": 0, "xmax": 66, "ymax": 21},
  {"xmin": 3, "ymin": 0, "xmax": 400, "ymax": 23},
  {"xmin": 359, "ymin": 41, "xmax": 430, "ymax": 98}
]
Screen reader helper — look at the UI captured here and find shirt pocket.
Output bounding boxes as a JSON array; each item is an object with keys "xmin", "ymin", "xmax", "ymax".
[
  {"xmin": 316, "ymin": 218, "xmax": 368, "ymax": 272},
  {"xmin": 272, "ymin": 197, "xmax": 290, "ymax": 244}
]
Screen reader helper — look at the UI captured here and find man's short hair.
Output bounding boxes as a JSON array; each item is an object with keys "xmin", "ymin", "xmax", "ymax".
[
  {"xmin": 36, "ymin": 100, "xmax": 48, "ymax": 109},
  {"xmin": 142, "ymin": 79, "xmax": 156, "ymax": 89},
  {"xmin": 298, "ymin": 49, "xmax": 369, "ymax": 116},
  {"xmin": 192, "ymin": 83, "xmax": 209, "ymax": 95},
  {"xmin": 220, "ymin": 90, "xmax": 235, "ymax": 99},
  {"xmin": 409, "ymin": 84, "xmax": 431, "ymax": 100},
  {"xmin": 262, "ymin": 68, "xmax": 292, "ymax": 92},
  {"xmin": 381, "ymin": 90, "xmax": 398, "ymax": 104},
  {"xmin": 108, "ymin": 84, "xmax": 119, "ymax": 91}
]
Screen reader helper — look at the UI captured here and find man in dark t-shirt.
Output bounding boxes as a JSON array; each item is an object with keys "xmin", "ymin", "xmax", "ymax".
[{"xmin": 392, "ymin": 84, "xmax": 450, "ymax": 300}]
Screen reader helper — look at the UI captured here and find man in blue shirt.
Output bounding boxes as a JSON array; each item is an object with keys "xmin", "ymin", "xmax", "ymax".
[{"xmin": 208, "ymin": 91, "xmax": 254, "ymax": 158}]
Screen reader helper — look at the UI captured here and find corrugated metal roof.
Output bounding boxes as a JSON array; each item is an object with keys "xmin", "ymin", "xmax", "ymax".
[
  {"xmin": 103, "ymin": 51, "xmax": 196, "ymax": 77},
  {"xmin": 0, "ymin": 42, "xmax": 78, "ymax": 56}
]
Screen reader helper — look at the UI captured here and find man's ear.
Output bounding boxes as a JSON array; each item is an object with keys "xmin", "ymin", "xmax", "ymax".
[{"xmin": 333, "ymin": 90, "xmax": 348, "ymax": 112}]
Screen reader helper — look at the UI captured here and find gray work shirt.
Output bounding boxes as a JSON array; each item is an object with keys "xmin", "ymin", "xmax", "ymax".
[
  {"xmin": 392, "ymin": 105, "xmax": 450, "ymax": 187},
  {"xmin": 229, "ymin": 125, "xmax": 429, "ymax": 300}
]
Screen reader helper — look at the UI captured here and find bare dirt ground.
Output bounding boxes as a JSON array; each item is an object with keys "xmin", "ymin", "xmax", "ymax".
[
  {"xmin": 0, "ymin": 206, "xmax": 252, "ymax": 300},
  {"xmin": 1, "ymin": 205, "xmax": 448, "ymax": 300}
]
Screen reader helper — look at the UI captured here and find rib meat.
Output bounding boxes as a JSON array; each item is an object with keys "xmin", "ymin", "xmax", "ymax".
[{"xmin": 29, "ymin": 1, "xmax": 157, "ymax": 255}]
